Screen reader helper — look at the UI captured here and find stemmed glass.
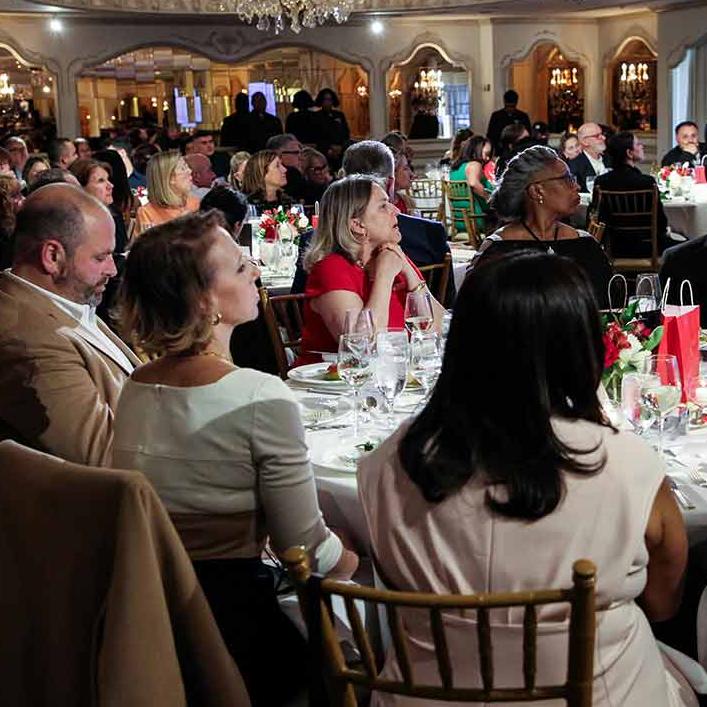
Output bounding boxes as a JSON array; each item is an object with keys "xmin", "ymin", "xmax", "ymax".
[
  {"xmin": 344, "ymin": 308, "xmax": 375, "ymax": 338},
  {"xmin": 639, "ymin": 354, "xmax": 682, "ymax": 457},
  {"xmin": 404, "ymin": 291, "xmax": 434, "ymax": 334},
  {"xmin": 621, "ymin": 372, "xmax": 657, "ymax": 435},
  {"xmin": 375, "ymin": 330, "xmax": 409, "ymax": 428},
  {"xmin": 338, "ymin": 333, "xmax": 373, "ymax": 438},
  {"xmin": 409, "ymin": 331, "xmax": 442, "ymax": 398}
]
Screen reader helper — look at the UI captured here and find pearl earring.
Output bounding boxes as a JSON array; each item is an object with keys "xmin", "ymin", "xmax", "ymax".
[{"xmin": 212, "ymin": 312, "xmax": 222, "ymax": 325}]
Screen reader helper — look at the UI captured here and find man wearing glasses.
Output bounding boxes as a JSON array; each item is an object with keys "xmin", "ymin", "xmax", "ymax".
[
  {"xmin": 266, "ymin": 133, "xmax": 308, "ymax": 202},
  {"xmin": 568, "ymin": 122, "xmax": 609, "ymax": 192}
]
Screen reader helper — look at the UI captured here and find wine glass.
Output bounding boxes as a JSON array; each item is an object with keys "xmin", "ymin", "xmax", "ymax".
[
  {"xmin": 344, "ymin": 308, "xmax": 375, "ymax": 339},
  {"xmin": 585, "ymin": 175, "xmax": 595, "ymax": 195},
  {"xmin": 338, "ymin": 333, "xmax": 373, "ymax": 437},
  {"xmin": 404, "ymin": 291, "xmax": 434, "ymax": 334},
  {"xmin": 621, "ymin": 372, "xmax": 657, "ymax": 435},
  {"xmin": 639, "ymin": 354, "xmax": 682, "ymax": 457},
  {"xmin": 630, "ymin": 273, "xmax": 661, "ymax": 313},
  {"xmin": 259, "ymin": 240, "xmax": 280, "ymax": 271},
  {"xmin": 375, "ymin": 330, "xmax": 409, "ymax": 428},
  {"xmin": 409, "ymin": 331, "xmax": 442, "ymax": 398}
]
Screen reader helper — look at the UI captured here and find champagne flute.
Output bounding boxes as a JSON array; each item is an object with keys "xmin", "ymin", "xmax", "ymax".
[
  {"xmin": 375, "ymin": 330, "xmax": 409, "ymax": 428},
  {"xmin": 338, "ymin": 333, "xmax": 373, "ymax": 438},
  {"xmin": 409, "ymin": 331, "xmax": 442, "ymax": 398},
  {"xmin": 639, "ymin": 354, "xmax": 681, "ymax": 457},
  {"xmin": 621, "ymin": 372, "xmax": 657, "ymax": 435},
  {"xmin": 404, "ymin": 291, "xmax": 434, "ymax": 334}
]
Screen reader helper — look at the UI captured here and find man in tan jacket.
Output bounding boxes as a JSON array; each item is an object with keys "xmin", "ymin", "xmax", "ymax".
[{"xmin": 0, "ymin": 183, "xmax": 141, "ymax": 465}]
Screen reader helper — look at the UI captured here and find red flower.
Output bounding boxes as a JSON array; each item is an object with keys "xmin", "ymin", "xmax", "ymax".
[
  {"xmin": 603, "ymin": 333, "xmax": 621, "ymax": 368},
  {"xmin": 630, "ymin": 320, "xmax": 651, "ymax": 340},
  {"xmin": 263, "ymin": 223, "xmax": 277, "ymax": 242}
]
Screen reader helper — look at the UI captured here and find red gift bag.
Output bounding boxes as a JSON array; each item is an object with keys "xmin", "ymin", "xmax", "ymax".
[{"xmin": 658, "ymin": 279, "xmax": 701, "ymax": 402}]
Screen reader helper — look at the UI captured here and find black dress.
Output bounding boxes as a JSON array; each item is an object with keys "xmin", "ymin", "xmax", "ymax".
[{"xmin": 477, "ymin": 233, "xmax": 613, "ymax": 308}]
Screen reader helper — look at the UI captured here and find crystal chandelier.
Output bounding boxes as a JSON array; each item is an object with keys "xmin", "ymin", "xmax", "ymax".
[
  {"xmin": 411, "ymin": 69, "xmax": 444, "ymax": 110},
  {"xmin": 234, "ymin": 0, "xmax": 356, "ymax": 34},
  {"xmin": 0, "ymin": 74, "xmax": 15, "ymax": 100}
]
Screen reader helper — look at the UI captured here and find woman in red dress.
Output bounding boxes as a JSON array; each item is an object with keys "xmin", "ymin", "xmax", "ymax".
[{"xmin": 297, "ymin": 174, "xmax": 444, "ymax": 364}]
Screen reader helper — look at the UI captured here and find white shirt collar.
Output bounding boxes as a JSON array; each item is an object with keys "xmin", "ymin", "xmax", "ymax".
[
  {"xmin": 585, "ymin": 152, "xmax": 606, "ymax": 176},
  {"xmin": 5, "ymin": 269, "xmax": 95, "ymax": 327}
]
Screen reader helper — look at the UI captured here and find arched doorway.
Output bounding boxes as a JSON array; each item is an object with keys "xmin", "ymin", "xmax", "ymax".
[
  {"xmin": 608, "ymin": 38, "xmax": 657, "ymax": 131},
  {"xmin": 387, "ymin": 45, "xmax": 469, "ymax": 140},
  {"xmin": 77, "ymin": 46, "xmax": 369, "ymax": 138},
  {"xmin": 0, "ymin": 47, "xmax": 56, "ymax": 149},
  {"xmin": 509, "ymin": 43, "xmax": 585, "ymax": 133}
]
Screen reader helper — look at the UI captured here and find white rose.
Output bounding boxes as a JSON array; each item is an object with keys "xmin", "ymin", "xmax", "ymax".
[{"xmin": 297, "ymin": 215, "xmax": 309, "ymax": 229}]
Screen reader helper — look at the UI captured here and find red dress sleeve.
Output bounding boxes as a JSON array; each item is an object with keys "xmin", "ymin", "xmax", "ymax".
[{"xmin": 305, "ymin": 253, "xmax": 365, "ymax": 300}]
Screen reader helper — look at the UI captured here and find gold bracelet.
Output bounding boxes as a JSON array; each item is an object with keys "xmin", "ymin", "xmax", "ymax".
[{"xmin": 409, "ymin": 280, "xmax": 426, "ymax": 294}]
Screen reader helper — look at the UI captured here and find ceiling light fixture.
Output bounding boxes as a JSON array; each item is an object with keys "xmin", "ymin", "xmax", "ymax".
[
  {"xmin": 49, "ymin": 18, "xmax": 64, "ymax": 32},
  {"xmin": 235, "ymin": 0, "xmax": 355, "ymax": 34}
]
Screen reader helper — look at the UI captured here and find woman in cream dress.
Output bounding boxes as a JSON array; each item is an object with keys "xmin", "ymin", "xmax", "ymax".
[{"xmin": 358, "ymin": 251, "xmax": 696, "ymax": 707}]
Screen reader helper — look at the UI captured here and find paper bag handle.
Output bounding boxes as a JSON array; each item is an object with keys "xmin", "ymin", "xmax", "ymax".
[
  {"xmin": 661, "ymin": 277, "xmax": 695, "ymax": 310},
  {"xmin": 607, "ymin": 274, "xmax": 627, "ymax": 312}
]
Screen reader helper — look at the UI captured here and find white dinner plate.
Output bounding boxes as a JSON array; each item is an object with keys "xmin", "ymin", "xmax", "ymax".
[
  {"xmin": 309, "ymin": 433, "xmax": 387, "ymax": 475},
  {"xmin": 288, "ymin": 362, "xmax": 349, "ymax": 390},
  {"xmin": 298, "ymin": 394, "xmax": 352, "ymax": 426}
]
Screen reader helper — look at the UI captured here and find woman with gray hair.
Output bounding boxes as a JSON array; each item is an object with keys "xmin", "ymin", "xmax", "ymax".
[
  {"xmin": 477, "ymin": 145, "xmax": 612, "ymax": 306},
  {"xmin": 297, "ymin": 174, "xmax": 444, "ymax": 364}
]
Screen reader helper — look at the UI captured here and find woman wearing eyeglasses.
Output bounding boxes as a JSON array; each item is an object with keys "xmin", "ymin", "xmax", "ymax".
[{"xmin": 475, "ymin": 145, "xmax": 612, "ymax": 307}]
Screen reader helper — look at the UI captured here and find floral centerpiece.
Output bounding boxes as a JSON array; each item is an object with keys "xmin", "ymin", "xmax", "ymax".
[
  {"xmin": 657, "ymin": 164, "xmax": 694, "ymax": 198},
  {"xmin": 602, "ymin": 300, "xmax": 663, "ymax": 402},
  {"xmin": 132, "ymin": 185, "xmax": 148, "ymax": 206},
  {"xmin": 257, "ymin": 206, "xmax": 309, "ymax": 243}
]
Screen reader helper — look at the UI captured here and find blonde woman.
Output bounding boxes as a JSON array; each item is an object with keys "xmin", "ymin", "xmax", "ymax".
[
  {"xmin": 228, "ymin": 150, "xmax": 250, "ymax": 191},
  {"xmin": 297, "ymin": 174, "xmax": 443, "ymax": 364},
  {"xmin": 134, "ymin": 150, "xmax": 198, "ymax": 234}
]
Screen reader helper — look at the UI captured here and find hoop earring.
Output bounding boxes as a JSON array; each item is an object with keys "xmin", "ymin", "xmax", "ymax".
[{"xmin": 212, "ymin": 311, "xmax": 222, "ymax": 325}]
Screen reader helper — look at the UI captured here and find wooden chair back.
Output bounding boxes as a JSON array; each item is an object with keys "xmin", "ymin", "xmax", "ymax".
[
  {"xmin": 594, "ymin": 186, "xmax": 660, "ymax": 272},
  {"xmin": 284, "ymin": 547, "xmax": 596, "ymax": 706},
  {"xmin": 260, "ymin": 288, "xmax": 309, "ymax": 379},
  {"xmin": 408, "ymin": 178, "xmax": 444, "ymax": 221},
  {"xmin": 443, "ymin": 180, "xmax": 486, "ymax": 248},
  {"xmin": 586, "ymin": 220, "xmax": 606, "ymax": 244},
  {"xmin": 418, "ymin": 253, "xmax": 452, "ymax": 303}
]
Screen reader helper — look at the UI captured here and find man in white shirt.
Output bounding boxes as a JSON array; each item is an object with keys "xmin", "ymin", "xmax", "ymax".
[
  {"xmin": 568, "ymin": 122, "xmax": 608, "ymax": 192},
  {"xmin": 185, "ymin": 153, "xmax": 216, "ymax": 201},
  {"xmin": 0, "ymin": 183, "xmax": 141, "ymax": 465}
]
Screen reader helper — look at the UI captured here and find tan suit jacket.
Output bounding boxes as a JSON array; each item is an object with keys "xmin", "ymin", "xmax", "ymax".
[
  {"xmin": 0, "ymin": 440, "xmax": 250, "ymax": 707},
  {"xmin": 0, "ymin": 272, "xmax": 141, "ymax": 465}
]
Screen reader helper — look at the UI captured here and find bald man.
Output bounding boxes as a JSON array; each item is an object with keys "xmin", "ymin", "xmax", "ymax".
[
  {"xmin": 185, "ymin": 152, "xmax": 216, "ymax": 201},
  {"xmin": 568, "ymin": 122, "xmax": 608, "ymax": 192},
  {"xmin": 0, "ymin": 184, "xmax": 140, "ymax": 465}
]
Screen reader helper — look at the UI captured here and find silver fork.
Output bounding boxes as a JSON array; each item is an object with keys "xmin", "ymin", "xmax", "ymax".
[{"xmin": 687, "ymin": 469, "xmax": 707, "ymax": 488}]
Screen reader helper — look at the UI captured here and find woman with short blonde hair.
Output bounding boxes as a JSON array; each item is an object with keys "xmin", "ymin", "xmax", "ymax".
[{"xmin": 134, "ymin": 149, "xmax": 198, "ymax": 234}]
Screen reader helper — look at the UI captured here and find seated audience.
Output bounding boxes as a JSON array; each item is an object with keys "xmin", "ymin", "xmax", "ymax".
[
  {"xmin": 129, "ymin": 143, "xmax": 159, "ymax": 189},
  {"xmin": 27, "ymin": 167, "xmax": 80, "ymax": 193},
  {"xmin": 113, "ymin": 210, "xmax": 356, "ymax": 705},
  {"xmin": 358, "ymin": 250, "xmax": 694, "ymax": 707},
  {"xmin": 199, "ymin": 184, "xmax": 248, "ymax": 240},
  {"xmin": 185, "ymin": 153, "xmax": 216, "ymax": 201},
  {"xmin": 0, "ymin": 184, "xmax": 139, "ymax": 464},
  {"xmin": 22, "ymin": 155, "xmax": 50, "ymax": 188},
  {"xmin": 184, "ymin": 130, "xmax": 229, "ymax": 178},
  {"xmin": 439, "ymin": 127, "xmax": 473, "ymax": 167},
  {"xmin": 449, "ymin": 135, "xmax": 494, "ymax": 232},
  {"xmin": 47, "ymin": 137, "xmax": 78, "ymax": 169},
  {"xmin": 5, "ymin": 136, "xmax": 29, "ymax": 180},
  {"xmin": 0, "ymin": 174, "xmax": 25, "ymax": 214},
  {"xmin": 494, "ymin": 123, "xmax": 530, "ymax": 179},
  {"xmin": 391, "ymin": 150, "xmax": 418, "ymax": 216},
  {"xmin": 559, "ymin": 131, "xmax": 581, "ymax": 163},
  {"xmin": 228, "ymin": 150, "xmax": 250, "ymax": 191},
  {"xmin": 300, "ymin": 146, "xmax": 332, "ymax": 203},
  {"xmin": 532, "ymin": 120, "xmax": 550, "ymax": 145},
  {"xmin": 0, "ymin": 178, "xmax": 18, "ymax": 268},
  {"xmin": 381, "ymin": 131, "xmax": 413, "ymax": 162},
  {"xmin": 135, "ymin": 150, "xmax": 199, "ymax": 235},
  {"xmin": 479, "ymin": 145, "xmax": 612, "ymax": 307},
  {"xmin": 568, "ymin": 122, "xmax": 608, "ymax": 191},
  {"xmin": 591, "ymin": 131, "xmax": 672, "ymax": 259},
  {"xmin": 266, "ymin": 133, "xmax": 308, "ymax": 202},
  {"xmin": 660, "ymin": 235, "xmax": 707, "ymax": 327},
  {"xmin": 661, "ymin": 121, "xmax": 706, "ymax": 168},
  {"xmin": 73, "ymin": 137, "xmax": 92, "ymax": 160},
  {"xmin": 241, "ymin": 149, "xmax": 291, "ymax": 214},
  {"xmin": 0, "ymin": 146, "xmax": 13, "ymax": 176},
  {"xmin": 298, "ymin": 174, "xmax": 444, "ymax": 363}
]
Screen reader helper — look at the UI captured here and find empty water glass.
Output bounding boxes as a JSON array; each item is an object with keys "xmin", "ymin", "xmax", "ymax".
[{"xmin": 375, "ymin": 330, "xmax": 409, "ymax": 427}]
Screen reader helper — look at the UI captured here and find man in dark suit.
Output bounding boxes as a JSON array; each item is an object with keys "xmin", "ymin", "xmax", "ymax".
[
  {"xmin": 661, "ymin": 121, "xmax": 707, "ymax": 168},
  {"xmin": 292, "ymin": 140, "xmax": 456, "ymax": 306},
  {"xmin": 486, "ymin": 90, "xmax": 532, "ymax": 155},
  {"xmin": 660, "ymin": 235, "xmax": 707, "ymax": 327},
  {"xmin": 244, "ymin": 92, "xmax": 283, "ymax": 154},
  {"xmin": 591, "ymin": 131, "xmax": 672, "ymax": 258},
  {"xmin": 265, "ymin": 133, "xmax": 308, "ymax": 203},
  {"xmin": 568, "ymin": 122, "xmax": 608, "ymax": 192}
]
